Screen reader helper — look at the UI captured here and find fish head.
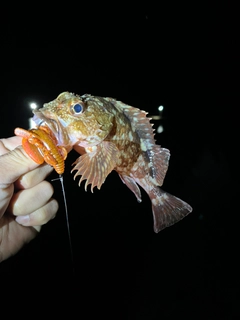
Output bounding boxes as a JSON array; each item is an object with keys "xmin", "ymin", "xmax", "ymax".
[{"xmin": 32, "ymin": 92, "xmax": 114, "ymax": 150}]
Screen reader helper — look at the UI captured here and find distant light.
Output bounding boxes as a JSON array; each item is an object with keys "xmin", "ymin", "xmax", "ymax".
[
  {"xmin": 158, "ymin": 105, "xmax": 164, "ymax": 112},
  {"xmin": 157, "ymin": 125, "xmax": 164, "ymax": 134},
  {"xmin": 29, "ymin": 102, "xmax": 38, "ymax": 110}
]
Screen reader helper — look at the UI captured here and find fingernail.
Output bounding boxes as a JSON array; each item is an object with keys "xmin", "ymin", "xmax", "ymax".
[{"xmin": 15, "ymin": 215, "xmax": 30, "ymax": 224}]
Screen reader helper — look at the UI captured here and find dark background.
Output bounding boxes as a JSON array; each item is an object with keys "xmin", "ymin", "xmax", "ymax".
[{"xmin": 2, "ymin": 3, "xmax": 239, "ymax": 319}]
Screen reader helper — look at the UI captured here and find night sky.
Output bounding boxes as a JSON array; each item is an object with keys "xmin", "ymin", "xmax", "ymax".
[{"xmin": 3, "ymin": 4, "xmax": 239, "ymax": 319}]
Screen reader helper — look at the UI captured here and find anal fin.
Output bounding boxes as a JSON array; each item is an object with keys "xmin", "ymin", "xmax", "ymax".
[{"xmin": 119, "ymin": 174, "xmax": 142, "ymax": 202}]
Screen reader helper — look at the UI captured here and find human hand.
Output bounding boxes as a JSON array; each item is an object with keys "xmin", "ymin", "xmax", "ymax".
[{"xmin": 0, "ymin": 136, "xmax": 59, "ymax": 262}]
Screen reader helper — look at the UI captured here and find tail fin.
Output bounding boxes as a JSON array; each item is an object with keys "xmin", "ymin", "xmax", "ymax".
[{"xmin": 149, "ymin": 187, "xmax": 192, "ymax": 233}]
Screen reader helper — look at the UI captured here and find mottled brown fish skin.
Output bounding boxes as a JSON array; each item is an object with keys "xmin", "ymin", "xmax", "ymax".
[
  {"xmin": 32, "ymin": 92, "xmax": 192, "ymax": 232},
  {"xmin": 102, "ymin": 100, "xmax": 142, "ymax": 172}
]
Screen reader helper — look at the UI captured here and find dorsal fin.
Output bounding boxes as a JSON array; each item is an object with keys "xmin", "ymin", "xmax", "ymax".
[
  {"xmin": 106, "ymin": 98, "xmax": 170, "ymax": 186},
  {"xmin": 106, "ymin": 97, "xmax": 156, "ymax": 148}
]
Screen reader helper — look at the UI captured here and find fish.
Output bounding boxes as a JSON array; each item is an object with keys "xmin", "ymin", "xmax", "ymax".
[{"xmin": 32, "ymin": 91, "xmax": 192, "ymax": 233}]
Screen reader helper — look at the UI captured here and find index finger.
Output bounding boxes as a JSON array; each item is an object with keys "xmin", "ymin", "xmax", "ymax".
[
  {"xmin": 0, "ymin": 145, "xmax": 40, "ymax": 186},
  {"xmin": 0, "ymin": 137, "xmax": 23, "ymax": 155}
]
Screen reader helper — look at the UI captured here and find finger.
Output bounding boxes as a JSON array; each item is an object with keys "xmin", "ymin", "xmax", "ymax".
[
  {"xmin": 8, "ymin": 181, "xmax": 54, "ymax": 216},
  {"xmin": 15, "ymin": 163, "xmax": 53, "ymax": 190},
  {"xmin": 0, "ymin": 137, "xmax": 22, "ymax": 155},
  {"xmin": 15, "ymin": 198, "xmax": 59, "ymax": 227},
  {"xmin": 0, "ymin": 146, "xmax": 40, "ymax": 187}
]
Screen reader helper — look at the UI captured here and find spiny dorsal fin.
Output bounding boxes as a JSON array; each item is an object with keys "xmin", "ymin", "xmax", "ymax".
[{"xmin": 106, "ymin": 98, "xmax": 156, "ymax": 147}]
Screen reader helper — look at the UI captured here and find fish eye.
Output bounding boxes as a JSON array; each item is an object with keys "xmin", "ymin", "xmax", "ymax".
[{"xmin": 71, "ymin": 103, "xmax": 84, "ymax": 114}]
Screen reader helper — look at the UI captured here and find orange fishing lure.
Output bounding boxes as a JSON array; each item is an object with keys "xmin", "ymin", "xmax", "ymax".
[{"xmin": 14, "ymin": 126, "xmax": 68, "ymax": 174}]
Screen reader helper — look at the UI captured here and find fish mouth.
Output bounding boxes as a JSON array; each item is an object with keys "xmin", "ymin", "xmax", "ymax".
[{"xmin": 32, "ymin": 111, "xmax": 69, "ymax": 148}]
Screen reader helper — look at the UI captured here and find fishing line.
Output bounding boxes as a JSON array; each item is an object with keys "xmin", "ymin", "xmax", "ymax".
[{"xmin": 52, "ymin": 174, "xmax": 75, "ymax": 275}]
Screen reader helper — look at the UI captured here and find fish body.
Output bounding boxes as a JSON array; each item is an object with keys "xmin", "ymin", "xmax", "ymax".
[{"xmin": 33, "ymin": 92, "xmax": 192, "ymax": 232}]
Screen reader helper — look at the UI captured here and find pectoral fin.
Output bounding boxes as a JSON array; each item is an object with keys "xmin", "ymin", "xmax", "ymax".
[{"xmin": 71, "ymin": 141, "xmax": 119, "ymax": 192}]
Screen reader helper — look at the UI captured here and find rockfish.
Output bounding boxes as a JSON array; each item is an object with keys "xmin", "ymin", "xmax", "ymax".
[{"xmin": 32, "ymin": 92, "xmax": 192, "ymax": 232}]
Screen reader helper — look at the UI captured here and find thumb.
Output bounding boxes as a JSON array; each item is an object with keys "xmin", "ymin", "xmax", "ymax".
[{"xmin": 0, "ymin": 146, "xmax": 40, "ymax": 186}]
